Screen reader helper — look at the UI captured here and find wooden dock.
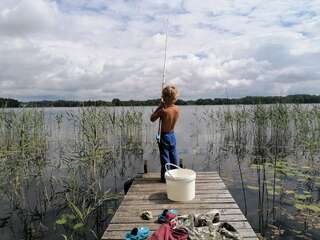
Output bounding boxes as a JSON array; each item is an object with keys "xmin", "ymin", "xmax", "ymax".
[{"xmin": 102, "ymin": 172, "xmax": 257, "ymax": 239}]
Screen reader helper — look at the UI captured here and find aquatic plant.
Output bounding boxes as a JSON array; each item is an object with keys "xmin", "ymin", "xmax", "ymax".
[
  {"xmin": 57, "ymin": 106, "xmax": 143, "ymax": 238},
  {"xmin": 0, "ymin": 108, "xmax": 49, "ymax": 239},
  {"xmin": 1, "ymin": 104, "xmax": 320, "ymax": 240},
  {"xmin": 202, "ymin": 103, "xmax": 320, "ymax": 238},
  {"xmin": 225, "ymin": 106, "xmax": 250, "ymax": 215},
  {"xmin": 250, "ymin": 104, "xmax": 270, "ymax": 234},
  {"xmin": 262, "ymin": 104, "xmax": 290, "ymax": 224},
  {"xmin": 0, "ymin": 106, "xmax": 144, "ymax": 240}
]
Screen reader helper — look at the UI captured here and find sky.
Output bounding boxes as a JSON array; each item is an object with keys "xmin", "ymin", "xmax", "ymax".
[{"xmin": 0, "ymin": 0, "xmax": 320, "ymax": 101}]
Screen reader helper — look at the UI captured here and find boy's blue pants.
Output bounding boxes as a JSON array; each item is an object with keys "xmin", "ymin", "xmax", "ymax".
[{"xmin": 158, "ymin": 131, "xmax": 179, "ymax": 181}]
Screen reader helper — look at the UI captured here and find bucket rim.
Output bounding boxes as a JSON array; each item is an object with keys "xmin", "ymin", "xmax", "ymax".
[{"xmin": 165, "ymin": 168, "xmax": 196, "ymax": 181}]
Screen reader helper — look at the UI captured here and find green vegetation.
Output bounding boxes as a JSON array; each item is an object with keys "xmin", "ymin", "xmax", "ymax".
[
  {"xmin": 1, "ymin": 103, "xmax": 320, "ymax": 239},
  {"xmin": 0, "ymin": 98, "xmax": 20, "ymax": 107},
  {"xmin": 204, "ymin": 104, "xmax": 320, "ymax": 238},
  {"xmin": 226, "ymin": 106, "xmax": 250, "ymax": 215},
  {"xmin": 2, "ymin": 94, "xmax": 320, "ymax": 108},
  {"xmin": 0, "ymin": 107, "xmax": 143, "ymax": 239}
]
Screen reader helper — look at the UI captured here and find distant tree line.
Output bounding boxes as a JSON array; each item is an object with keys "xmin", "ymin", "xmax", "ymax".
[
  {"xmin": 188, "ymin": 95, "xmax": 320, "ymax": 105},
  {"xmin": 1, "ymin": 94, "xmax": 320, "ymax": 108},
  {"xmin": 0, "ymin": 98, "xmax": 20, "ymax": 108}
]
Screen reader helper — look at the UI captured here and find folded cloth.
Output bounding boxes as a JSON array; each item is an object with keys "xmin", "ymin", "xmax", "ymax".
[
  {"xmin": 147, "ymin": 223, "xmax": 188, "ymax": 240},
  {"xmin": 174, "ymin": 210, "xmax": 242, "ymax": 240},
  {"xmin": 158, "ymin": 209, "xmax": 177, "ymax": 223},
  {"xmin": 125, "ymin": 227, "xmax": 150, "ymax": 240}
]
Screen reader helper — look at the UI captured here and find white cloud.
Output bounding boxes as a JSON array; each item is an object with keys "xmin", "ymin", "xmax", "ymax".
[
  {"xmin": 0, "ymin": 0, "xmax": 319, "ymax": 100},
  {"xmin": 0, "ymin": 0, "xmax": 58, "ymax": 36}
]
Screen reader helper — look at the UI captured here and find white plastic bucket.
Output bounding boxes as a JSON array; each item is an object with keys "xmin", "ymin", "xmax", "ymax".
[{"xmin": 165, "ymin": 163, "xmax": 196, "ymax": 201}]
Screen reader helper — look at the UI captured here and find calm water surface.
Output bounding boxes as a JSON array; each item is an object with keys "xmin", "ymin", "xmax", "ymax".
[{"xmin": 0, "ymin": 105, "xmax": 319, "ymax": 239}]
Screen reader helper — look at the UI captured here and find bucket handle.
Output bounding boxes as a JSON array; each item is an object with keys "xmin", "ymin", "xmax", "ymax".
[{"xmin": 165, "ymin": 163, "xmax": 181, "ymax": 180}]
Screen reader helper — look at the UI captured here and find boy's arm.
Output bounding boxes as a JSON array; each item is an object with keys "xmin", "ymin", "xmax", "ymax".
[{"xmin": 150, "ymin": 103, "xmax": 164, "ymax": 122}]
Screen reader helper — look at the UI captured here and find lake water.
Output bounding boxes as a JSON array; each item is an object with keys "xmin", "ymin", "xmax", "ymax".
[{"xmin": 0, "ymin": 105, "xmax": 319, "ymax": 239}]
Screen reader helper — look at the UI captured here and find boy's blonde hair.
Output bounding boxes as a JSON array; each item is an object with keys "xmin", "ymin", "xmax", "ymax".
[{"xmin": 162, "ymin": 85, "xmax": 179, "ymax": 104}]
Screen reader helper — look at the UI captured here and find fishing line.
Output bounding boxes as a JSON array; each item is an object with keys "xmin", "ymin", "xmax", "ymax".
[{"xmin": 156, "ymin": 18, "xmax": 169, "ymax": 143}]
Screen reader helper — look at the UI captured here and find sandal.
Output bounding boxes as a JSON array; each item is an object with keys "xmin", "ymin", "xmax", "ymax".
[{"xmin": 125, "ymin": 227, "xmax": 150, "ymax": 240}]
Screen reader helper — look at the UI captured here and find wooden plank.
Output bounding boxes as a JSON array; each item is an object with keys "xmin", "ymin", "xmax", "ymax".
[
  {"xmin": 134, "ymin": 177, "xmax": 223, "ymax": 185},
  {"xmin": 103, "ymin": 225, "xmax": 257, "ymax": 239},
  {"xmin": 106, "ymin": 221, "xmax": 255, "ymax": 231},
  {"xmin": 101, "ymin": 172, "xmax": 257, "ymax": 240},
  {"xmin": 124, "ymin": 193, "xmax": 233, "ymax": 200},
  {"xmin": 121, "ymin": 198, "xmax": 236, "ymax": 205},
  {"xmin": 117, "ymin": 203, "xmax": 240, "ymax": 212},
  {"xmin": 103, "ymin": 232, "xmax": 258, "ymax": 240},
  {"xmin": 127, "ymin": 185, "xmax": 228, "ymax": 192},
  {"xmin": 126, "ymin": 189, "xmax": 231, "ymax": 196},
  {"xmin": 133, "ymin": 179, "xmax": 224, "ymax": 184},
  {"xmin": 143, "ymin": 172, "xmax": 220, "ymax": 178},
  {"xmin": 128, "ymin": 186, "xmax": 227, "ymax": 191},
  {"xmin": 111, "ymin": 214, "xmax": 248, "ymax": 224},
  {"xmin": 102, "ymin": 229, "xmax": 258, "ymax": 240},
  {"xmin": 130, "ymin": 183, "xmax": 227, "ymax": 188},
  {"xmin": 102, "ymin": 225, "xmax": 257, "ymax": 240},
  {"xmin": 132, "ymin": 180, "xmax": 225, "ymax": 185},
  {"xmin": 113, "ymin": 208, "xmax": 244, "ymax": 217}
]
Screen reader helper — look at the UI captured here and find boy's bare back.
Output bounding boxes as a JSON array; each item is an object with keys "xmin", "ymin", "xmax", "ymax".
[
  {"xmin": 157, "ymin": 104, "xmax": 179, "ymax": 132},
  {"xmin": 150, "ymin": 85, "xmax": 180, "ymax": 132},
  {"xmin": 150, "ymin": 84, "xmax": 180, "ymax": 181}
]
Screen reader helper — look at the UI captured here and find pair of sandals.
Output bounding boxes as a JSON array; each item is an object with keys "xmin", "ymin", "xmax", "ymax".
[
  {"xmin": 125, "ymin": 209, "xmax": 177, "ymax": 239},
  {"xmin": 125, "ymin": 227, "xmax": 150, "ymax": 240}
]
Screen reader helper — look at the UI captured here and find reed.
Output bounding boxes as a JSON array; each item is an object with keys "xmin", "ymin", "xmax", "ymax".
[
  {"xmin": 203, "ymin": 104, "xmax": 320, "ymax": 237},
  {"xmin": 55, "ymin": 107, "xmax": 143, "ymax": 239},
  {"xmin": 1, "ymin": 104, "xmax": 319, "ymax": 239},
  {"xmin": 0, "ymin": 106, "xmax": 144, "ymax": 239}
]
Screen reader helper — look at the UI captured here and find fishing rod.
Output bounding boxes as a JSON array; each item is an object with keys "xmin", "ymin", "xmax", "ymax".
[{"xmin": 156, "ymin": 19, "xmax": 169, "ymax": 143}]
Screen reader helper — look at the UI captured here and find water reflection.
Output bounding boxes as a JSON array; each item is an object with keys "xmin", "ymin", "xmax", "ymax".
[
  {"xmin": 0, "ymin": 107, "xmax": 143, "ymax": 239},
  {"xmin": 0, "ymin": 105, "xmax": 319, "ymax": 239}
]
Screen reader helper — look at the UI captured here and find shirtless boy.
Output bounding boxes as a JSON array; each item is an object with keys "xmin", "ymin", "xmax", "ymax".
[{"xmin": 150, "ymin": 85, "xmax": 180, "ymax": 182}]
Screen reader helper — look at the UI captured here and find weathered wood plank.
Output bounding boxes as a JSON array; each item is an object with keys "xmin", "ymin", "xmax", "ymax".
[
  {"xmin": 116, "ymin": 203, "xmax": 241, "ymax": 213},
  {"xmin": 127, "ymin": 185, "xmax": 228, "ymax": 192},
  {"xmin": 134, "ymin": 176, "xmax": 223, "ymax": 184},
  {"xmin": 124, "ymin": 193, "xmax": 233, "ymax": 200},
  {"xmin": 101, "ymin": 172, "xmax": 257, "ymax": 240},
  {"xmin": 111, "ymin": 213, "xmax": 248, "ymax": 224},
  {"xmin": 134, "ymin": 178, "xmax": 224, "ymax": 183},
  {"xmin": 126, "ymin": 189, "xmax": 231, "ymax": 196},
  {"xmin": 113, "ymin": 208, "xmax": 244, "ymax": 217},
  {"xmin": 102, "ymin": 230, "xmax": 258, "ymax": 240},
  {"xmin": 130, "ymin": 183, "xmax": 227, "ymax": 188},
  {"xmin": 121, "ymin": 198, "xmax": 236, "ymax": 205},
  {"xmin": 137, "ymin": 177, "xmax": 223, "ymax": 181},
  {"xmin": 102, "ymin": 226, "xmax": 257, "ymax": 240},
  {"xmin": 103, "ymin": 232, "xmax": 258, "ymax": 240},
  {"xmin": 143, "ymin": 172, "xmax": 221, "ymax": 178},
  {"xmin": 106, "ymin": 221, "xmax": 254, "ymax": 231}
]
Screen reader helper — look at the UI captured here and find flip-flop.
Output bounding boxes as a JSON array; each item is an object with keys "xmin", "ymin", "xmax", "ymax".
[{"xmin": 125, "ymin": 227, "xmax": 150, "ymax": 240}]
